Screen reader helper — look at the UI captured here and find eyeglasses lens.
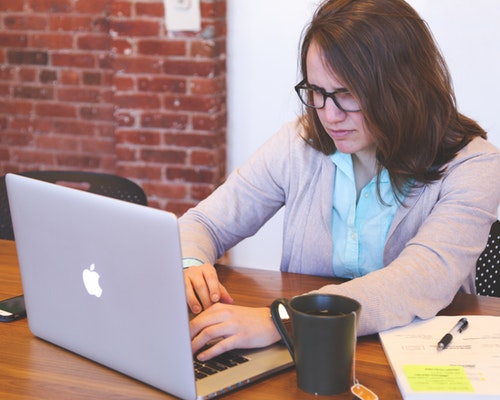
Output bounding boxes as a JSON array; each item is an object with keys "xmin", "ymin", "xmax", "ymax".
[{"xmin": 296, "ymin": 87, "xmax": 360, "ymax": 112}]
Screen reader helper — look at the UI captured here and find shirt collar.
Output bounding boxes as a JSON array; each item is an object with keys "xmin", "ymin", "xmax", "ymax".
[
  {"xmin": 330, "ymin": 151, "xmax": 354, "ymax": 181},
  {"xmin": 330, "ymin": 151, "xmax": 391, "ymax": 184}
]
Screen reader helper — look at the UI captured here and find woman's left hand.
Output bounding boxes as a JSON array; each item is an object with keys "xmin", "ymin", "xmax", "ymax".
[{"xmin": 190, "ymin": 303, "xmax": 282, "ymax": 361}]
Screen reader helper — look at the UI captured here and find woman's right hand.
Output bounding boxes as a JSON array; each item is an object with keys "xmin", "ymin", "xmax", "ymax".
[{"xmin": 183, "ymin": 263, "xmax": 234, "ymax": 314}]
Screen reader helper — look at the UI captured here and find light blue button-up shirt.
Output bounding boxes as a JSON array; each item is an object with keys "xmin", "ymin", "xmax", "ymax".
[{"xmin": 331, "ymin": 151, "xmax": 400, "ymax": 279}]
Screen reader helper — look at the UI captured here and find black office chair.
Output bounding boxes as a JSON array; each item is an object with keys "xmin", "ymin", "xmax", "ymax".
[
  {"xmin": 475, "ymin": 220, "xmax": 500, "ymax": 297},
  {"xmin": 0, "ymin": 170, "xmax": 148, "ymax": 240}
]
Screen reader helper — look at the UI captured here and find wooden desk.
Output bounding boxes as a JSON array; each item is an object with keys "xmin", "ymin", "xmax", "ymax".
[{"xmin": 1, "ymin": 239, "xmax": 499, "ymax": 399}]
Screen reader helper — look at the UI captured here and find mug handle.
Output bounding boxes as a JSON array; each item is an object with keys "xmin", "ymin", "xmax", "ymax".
[{"xmin": 270, "ymin": 298, "xmax": 295, "ymax": 361}]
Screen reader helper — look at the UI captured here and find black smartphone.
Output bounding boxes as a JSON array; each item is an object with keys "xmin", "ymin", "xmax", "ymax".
[{"xmin": 0, "ymin": 294, "xmax": 26, "ymax": 322}]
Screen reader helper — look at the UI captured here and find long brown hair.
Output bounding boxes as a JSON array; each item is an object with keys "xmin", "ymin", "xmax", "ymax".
[{"xmin": 299, "ymin": 0, "xmax": 486, "ymax": 196}]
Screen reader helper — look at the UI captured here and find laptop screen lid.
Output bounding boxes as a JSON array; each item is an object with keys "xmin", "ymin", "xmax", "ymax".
[
  {"xmin": 7, "ymin": 173, "xmax": 293, "ymax": 399},
  {"xmin": 6, "ymin": 173, "xmax": 198, "ymax": 400}
]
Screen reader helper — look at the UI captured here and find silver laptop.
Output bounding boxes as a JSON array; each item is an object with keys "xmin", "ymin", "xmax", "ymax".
[{"xmin": 6, "ymin": 173, "xmax": 293, "ymax": 400}]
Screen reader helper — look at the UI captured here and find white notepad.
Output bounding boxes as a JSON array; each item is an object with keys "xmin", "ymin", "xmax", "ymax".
[{"xmin": 379, "ymin": 315, "xmax": 500, "ymax": 399}]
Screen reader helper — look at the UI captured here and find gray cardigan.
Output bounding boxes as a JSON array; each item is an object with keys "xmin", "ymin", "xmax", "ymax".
[{"xmin": 179, "ymin": 119, "xmax": 500, "ymax": 335}]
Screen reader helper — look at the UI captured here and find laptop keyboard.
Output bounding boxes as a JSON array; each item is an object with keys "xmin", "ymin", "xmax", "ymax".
[{"xmin": 194, "ymin": 351, "xmax": 249, "ymax": 380}]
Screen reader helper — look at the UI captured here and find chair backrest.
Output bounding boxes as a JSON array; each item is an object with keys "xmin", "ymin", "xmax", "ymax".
[
  {"xmin": 476, "ymin": 220, "xmax": 500, "ymax": 297},
  {"xmin": 0, "ymin": 170, "xmax": 148, "ymax": 241}
]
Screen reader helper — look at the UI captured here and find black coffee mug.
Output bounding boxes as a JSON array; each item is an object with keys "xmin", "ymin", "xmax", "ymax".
[{"xmin": 271, "ymin": 294, "xmax": 361, "ymax": 395}]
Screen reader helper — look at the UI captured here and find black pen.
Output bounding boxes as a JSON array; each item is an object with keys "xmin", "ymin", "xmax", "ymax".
[{"xmin": 437, "ymin": 317, "xmax": 468, "ymax": 351}]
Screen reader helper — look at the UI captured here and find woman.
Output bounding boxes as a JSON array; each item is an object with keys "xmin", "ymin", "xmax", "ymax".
[{"xmin": 180, "ymin": 0, "xmax": 500, "ymax": 361}]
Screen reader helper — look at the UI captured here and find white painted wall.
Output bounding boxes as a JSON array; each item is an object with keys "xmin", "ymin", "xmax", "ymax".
[{"xmin": 226, "ymin": 0, "xmax": 500, "ymax": 270}]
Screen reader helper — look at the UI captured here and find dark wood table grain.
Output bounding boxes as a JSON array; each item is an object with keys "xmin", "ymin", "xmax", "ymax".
[{"xmin": 1, "ymin": 239, "xmax": 499, "ymax": 399}]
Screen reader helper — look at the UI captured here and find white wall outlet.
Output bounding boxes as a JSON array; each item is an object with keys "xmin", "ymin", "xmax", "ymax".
[
  {"xmin": 174, "ymin": 0, "xmax": 190, "ymax": 9},
  {"xmin": 164, "ymin": 0, "xmax": 201, "ymax": 32}
]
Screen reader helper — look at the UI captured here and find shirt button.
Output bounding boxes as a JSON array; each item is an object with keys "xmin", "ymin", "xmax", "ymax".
[
  {"xmin": 364, "ymin": 192, "xmax": 369, "ymax": 198},
  {"xmin": 351, "ymin": 233, "xmax": 357, "ymax": 240}
]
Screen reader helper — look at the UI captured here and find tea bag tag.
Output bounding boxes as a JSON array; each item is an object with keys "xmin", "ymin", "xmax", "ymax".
[
  {"xmin": 351, "ymin": 382, "xmax": 378, "ymax": 400},
  {"xmin": 349, "ymin": 311, "xmax": 378, "ymax": 399}
]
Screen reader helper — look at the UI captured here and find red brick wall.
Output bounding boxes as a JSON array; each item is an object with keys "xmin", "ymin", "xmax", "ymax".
[{"xmin": 0, "ymin": 0, "xmax": 227, "ymax": 214}]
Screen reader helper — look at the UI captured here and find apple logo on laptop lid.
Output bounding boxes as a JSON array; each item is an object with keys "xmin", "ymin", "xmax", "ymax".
[{"xmin": 82, "ymin": 264, "xmax": 103, "ymax": 298}]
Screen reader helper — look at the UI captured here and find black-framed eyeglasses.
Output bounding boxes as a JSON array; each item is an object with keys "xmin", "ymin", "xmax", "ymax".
[{"xmin": 294, "ymin": 79, "xmax": 361, "ymax": 113}]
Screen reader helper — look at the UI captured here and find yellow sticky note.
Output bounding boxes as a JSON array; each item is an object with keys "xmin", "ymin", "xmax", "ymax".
[{"xmin": 403, "ymin": 365, "xmax": 474, "ymax": 392}]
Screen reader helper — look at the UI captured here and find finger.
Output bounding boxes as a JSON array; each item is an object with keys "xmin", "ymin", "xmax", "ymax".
[
  {"xmin": 184, "ymin": 276, "xmax": 202, "ymax": 314},
  {"xmin": 189, "ymin": 304, "xmax": 224, "ymax": 340},
  {"xmin": 191, "ymin": 320, "xmax": 237, "ymax": 359},
  {"xmin": 218, "ymin": 283, "xmax": 234, "ymax": 305},
  {"xmin": 190, "ymin": 303, "xmax": 231, "ymax": 346},
  {"xmin": 184, "ymin": 267, "xmax": 213, "ymax": 311},
  {"xmin": 201, "ymin": 266, "xmax": 223, "ymax": 303},
  {"xmin": 192, "ymin": 277, "xmax": 214, "ymax": 310},
  {"xmin": 191, "ymin": 321, "xmax": 223, "ymax": 354},
  {"xmin": 196, "ymin": 335, "xmax": 239, "ymax": 361}
]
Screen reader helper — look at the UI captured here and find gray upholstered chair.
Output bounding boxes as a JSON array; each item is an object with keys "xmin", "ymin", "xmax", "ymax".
[{"xmin": 0, "ymin": 170, "xmax": 147, "ymax": 240}]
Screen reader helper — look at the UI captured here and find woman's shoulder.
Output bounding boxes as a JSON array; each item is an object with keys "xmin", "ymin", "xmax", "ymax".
[
  {"xmin": 465, "ymin": 136, "xmax": 500, "ymax": 153},
  {"xmin": 450, "ymin": 136, "xmax": 500, "ymax": 166},
  {"xmin": 437, "ymin": 137, "xmax": 500, "ymax": 189}
]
